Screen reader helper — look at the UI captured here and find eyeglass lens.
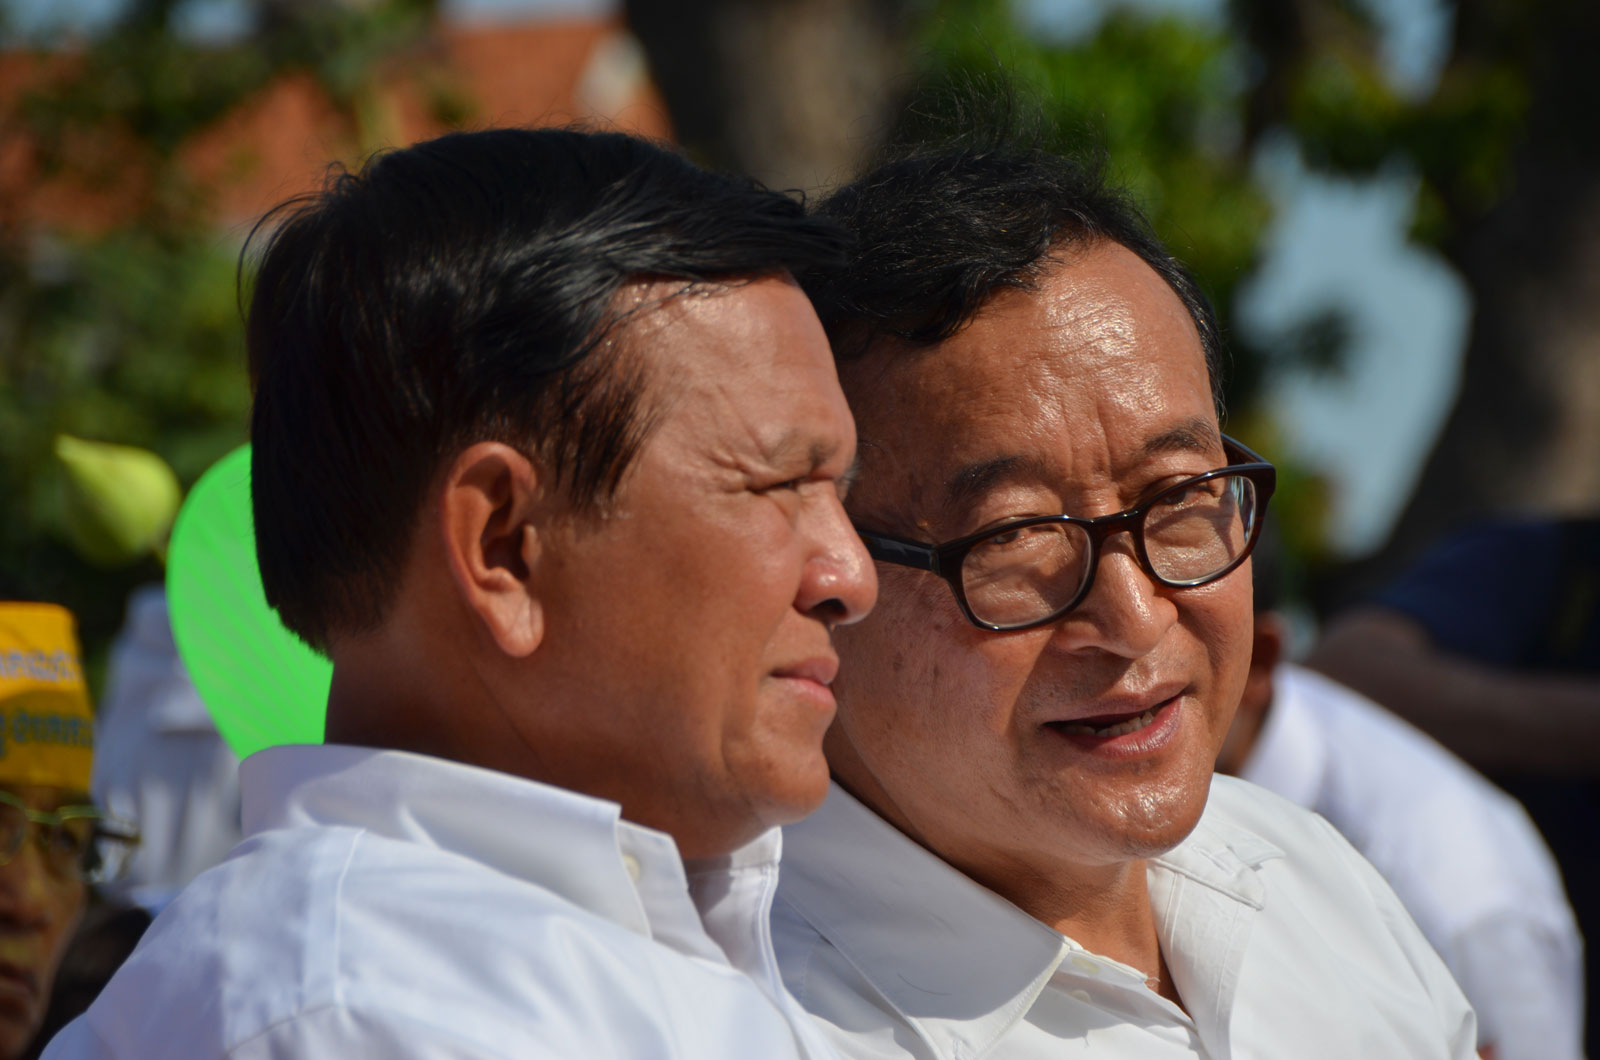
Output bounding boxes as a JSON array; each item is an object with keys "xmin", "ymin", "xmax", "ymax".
[
  {"xmin": 959, "ymin": 474, "xmax": 1258, "ymax": 628},
  {"xmin": 0, "ymin": 800, "xmax": 97, "ymax": 881}
]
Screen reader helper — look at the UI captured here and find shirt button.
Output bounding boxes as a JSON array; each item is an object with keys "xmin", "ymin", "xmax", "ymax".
[
  {"xmin": 1069, "ymin": 989, "xmax": 1092, "ymax": 1004},
  {"xmin": 621, "ymin": 853, "xmax": 642, "ymax": 881},
  {"xmin": 1070, "ymin": 955, "xmax": 1101, "ymax": 975}
]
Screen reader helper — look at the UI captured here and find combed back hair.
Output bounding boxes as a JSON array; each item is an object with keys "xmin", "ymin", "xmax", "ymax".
[
  {"xmin": 802, "ymin": 103, "xmax": 1224, "ymax": 412},
  {"xmin": 246, "ymin": 126, "xmax": 849, "ymax": 651}
]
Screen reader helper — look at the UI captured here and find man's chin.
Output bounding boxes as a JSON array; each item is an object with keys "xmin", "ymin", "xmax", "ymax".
[
  {"xmin": 750, "ymin": 753, "xmax": 834, "ymax": 831},
  {"xmin": 1096, "ymin": 782, "xmax": 1212, "ymax": 860},
  {"xmin": 674, "ymin": 753, "xmax": 832, "ymax": 858}
]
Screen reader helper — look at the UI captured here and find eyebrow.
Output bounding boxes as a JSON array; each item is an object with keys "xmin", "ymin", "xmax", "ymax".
[
  {"xmin": 763, "ymin": 431, "xmax": 848, "ymax": 483},
  {"xmin": 1133, "ymin": 419, "xmax": 1224, "ymax": 465},
  {"xmin": 941, "ymin": 453, "xmax": 1056, "ymax": 517}
]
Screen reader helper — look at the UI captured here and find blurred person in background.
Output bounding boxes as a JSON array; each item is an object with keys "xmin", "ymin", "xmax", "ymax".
[
  {"xmin": 769, "ymin": 123, "xmax": 1476, "ymax": 1059},
  {"xmin": 0, "ymin": 603, "xmax": 139, "ymax": 1060},
  {"xmin": 1311, "ymin": 515, "xmax": 1600, "ymax": 1054},
  {"xmin": 91, "ymin": 585, "xmax": 240, "ymax": 914},
  {"xmin": 1217, "ymin": 524, "xmax": 1581, "ymax": 1060},
  {"xmin": 43, "ymin": 126, "xmax": 874, "ymax": 1059}
]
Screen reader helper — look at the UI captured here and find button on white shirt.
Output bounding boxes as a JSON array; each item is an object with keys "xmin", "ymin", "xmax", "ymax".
[
  {"xmin": 44, "ymin": 744, "xmax": 840, "ymax": 1059},
  {"xmin": 773, "ymin": 776, "xmax": 1478, "ymax": 1059},
  {"xmin": 1242, "ymin": 663, "xmax": 1583, "ymax": 1060}
]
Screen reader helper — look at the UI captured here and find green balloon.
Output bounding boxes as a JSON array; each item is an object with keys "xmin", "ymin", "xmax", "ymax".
[{"xmin": 166, "ymin": 445, "xmax": 329, "ymax": 757}]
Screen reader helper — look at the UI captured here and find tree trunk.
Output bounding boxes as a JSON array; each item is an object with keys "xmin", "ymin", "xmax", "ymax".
[
  {"xmin": 1366, "ymin": 0, "xmax": 1600, "ymax": 587},
  {"xmin": 622, "ymin": 0, "xmax": 914, "ymax": 195}
]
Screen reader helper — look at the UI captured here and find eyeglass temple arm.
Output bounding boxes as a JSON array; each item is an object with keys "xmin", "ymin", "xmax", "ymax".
[
  {"xmin": 1220, "ymin": 435, "xmax": 1278, "ymax": 511},
  {"xmin": 1222, "ymin": 434, "xmax": 1269, "ymax": 466},
  {"xmin": 858, "ymin": 530, "xmax": 942, "ymax": 574}
]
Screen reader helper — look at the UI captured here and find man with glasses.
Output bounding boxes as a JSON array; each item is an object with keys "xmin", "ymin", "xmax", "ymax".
[
  {"xmin": 768, "ymin": 131, "xmax": 1477, "ymax": 1058},
  {"xmin": 0, "ymin": 603, "xmax": 137, "ymax": 1060}
]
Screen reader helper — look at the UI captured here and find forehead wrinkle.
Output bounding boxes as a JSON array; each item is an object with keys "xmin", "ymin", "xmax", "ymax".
[{"xmin": 722, "ymin": 422, "xmax": 843, "ymax": 480}]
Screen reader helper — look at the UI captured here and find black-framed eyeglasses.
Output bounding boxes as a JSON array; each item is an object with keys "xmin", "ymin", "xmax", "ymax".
[
  {"xmin": 0, "ymin": 790, "xmax": 140, "ymax": 886},
  {"xmin": 857, "ymin": 436, "xmax": 1277, "ymax": 632}
]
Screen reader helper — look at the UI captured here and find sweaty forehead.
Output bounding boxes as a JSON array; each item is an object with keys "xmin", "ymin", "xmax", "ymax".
[{"xmin": 837, "ymin": 243, "xmax": 1218, "ymax": 521}]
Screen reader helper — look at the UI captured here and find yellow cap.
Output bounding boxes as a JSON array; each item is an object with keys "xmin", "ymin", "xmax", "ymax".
[{"xmin": 0, "ymin": 603, "xmax": 94, "ymax": 792}]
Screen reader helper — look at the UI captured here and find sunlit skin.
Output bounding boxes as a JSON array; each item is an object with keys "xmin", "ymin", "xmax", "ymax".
[
  {"xmin": 328, "ymin": 274, "xmax": 877, "ymax": 860},
  {"xmin": 524, "ymin": 276, "xmax": 877, "ymax": 854},
  {"xmin": 0, "ymin": 785, "xmax": 86, "ymax": 1060},
  {"xmin": 825, "ymin": 241, "xmax": 1254, "ymax": 1001}
]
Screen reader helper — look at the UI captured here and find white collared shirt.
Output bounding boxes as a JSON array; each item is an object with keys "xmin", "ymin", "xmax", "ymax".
[
  {"xmin": 1241, "ymin": 663, "xmax": 1583, "ymax": 1060},
  {"xmin": 45, "ymin": 744, "xmax": 839, "ymax": 1059},
  {"xmin": 773, "ymin": 776, "xmax": 1477, "ymax": 1059}
]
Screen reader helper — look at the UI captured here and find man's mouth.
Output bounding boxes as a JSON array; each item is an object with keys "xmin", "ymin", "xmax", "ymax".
[
  {"xmin": 1041, "ymin": 683, "xmax": 1188, "ymax": 748},
  {"xmin": 0, "ymin": 960, "xmax": 39, "ymax": 1003},
  {"xmin": 1049, "ymin": 707, "xmax": 1160, "ymax": 739},
  {"xmin": 772, "ymin": 656, "xmax": 840, "ymax": 687}
]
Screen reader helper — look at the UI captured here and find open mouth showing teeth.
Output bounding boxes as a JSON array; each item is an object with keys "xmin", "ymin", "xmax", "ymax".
[{"xmin": 1050, "ymin": 708, "xmax": 1159, "ymax": 739}]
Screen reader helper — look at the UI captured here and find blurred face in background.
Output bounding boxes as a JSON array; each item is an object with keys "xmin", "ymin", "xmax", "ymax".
[
  {"xmin": 825, "ymin": 241, "xmax": 1254, "ymax": 905},
  {"xmin": 0, "ymin": 784, "xmax": 89, "ymax": 1060}
]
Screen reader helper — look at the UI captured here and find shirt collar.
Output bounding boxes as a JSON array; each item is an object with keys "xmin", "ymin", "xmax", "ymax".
[
  {"xmin": 240, "ymin": 744, "xmax": 726, "ymax": 959},
  {"xmin": 1146, "ymin": 776, "xmax": 1285, "ymax": 1056},
  {"xmin": 1149, "ymin": 780, "xmax": 1283, "ymax": 909},
  {"xmin": 779, "ymin": 783, "xmax": 1071, "ymax": 1058},
  {"xmin": 1237, "ymin": 663, "xmax": 1330, "ymax": 808},
  {"xmin": 780, "ymin": 779, "xmax": 1285, "ymax": 1059}
]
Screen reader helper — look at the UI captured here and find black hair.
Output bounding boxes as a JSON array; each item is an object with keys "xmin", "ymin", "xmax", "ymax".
[
  {"xmin": 801, "ymin": 109, "xmax": 1224, "ymax": 411},
  {"xmin": 246, "ymin": 126, "xmax": 848, "ymax": 651}
]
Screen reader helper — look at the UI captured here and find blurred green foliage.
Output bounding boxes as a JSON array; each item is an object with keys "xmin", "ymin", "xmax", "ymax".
[
  {"xmin": 16, "ymin": 0, "xmax": 440, "ymax": 186},
  {"xmin": 1230, "ymin": 0, "xmax": 1534, "ymax": 251},
  {"xmin": 0, "ymin": 227, "xmax": 250, "ymax": 679},
  {"xmin": 0, "ymin": 0, "xmax": 439, "ymax": 683}
]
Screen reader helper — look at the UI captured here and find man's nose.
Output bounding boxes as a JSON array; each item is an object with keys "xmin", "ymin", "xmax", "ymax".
[
  {"xmin": 0, "ymin": 841, "xmax": 60, "ymax": 933},
  {"xmin": 1050, "ymin": 535, "xmax": 1176, "ymax": 657},
  {"xmin": 797, "ymin": 498, "xmax": 879, "ymax": 627}
]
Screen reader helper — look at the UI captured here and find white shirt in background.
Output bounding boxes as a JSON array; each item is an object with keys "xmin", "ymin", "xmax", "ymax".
[
  {"xmin": 46, "ymin": 745, "xmax": 841, "ymax": 1060},
  {"xmin": 92, "ymin": 584, "xmax": 243, "ymax": 913},
  {"xmin": 1241, "ymin": 662, "xmax": 1583, "ymax": 1060},
  {"xmin": 773, "ymin": 776, "xmax": 1477, "ymax": 1059}
]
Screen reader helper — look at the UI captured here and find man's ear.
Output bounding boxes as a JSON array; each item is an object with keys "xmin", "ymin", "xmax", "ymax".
[
  {"xmin": 438, "ymin": 441, "xmax": 546, "ymax": 658},
  {"xmin": 1216, "ymin": 610, "xmax": 1289, "ymax": 775},
  {"xmin": 1242, "ymin": 611, "xmax": 1288, "ymax": 719}
]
